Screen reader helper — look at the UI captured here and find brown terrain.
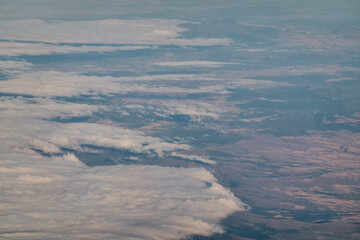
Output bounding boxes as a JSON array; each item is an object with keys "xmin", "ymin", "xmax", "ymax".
[{"xmin": 204, "ymin": 130, "xmax": 360, "ymax": 239}]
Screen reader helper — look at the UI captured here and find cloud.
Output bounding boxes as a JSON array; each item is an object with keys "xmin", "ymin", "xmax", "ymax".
[
  {"xmin": 325, "ymin": 77, "xmax": 354, "ymax": 83},
  {"xmin": 230, "ymin": 78, "xmax": 292, "ymax": 90},
  {"xmin": 0, "ymin": 85, "xmax": 249, "ymax": 240},
  {"xmin": 171, "ymin": 152, "xmax": 217, "ymax": 165},
  {"xmin": 0, "ymin": 96, "xmax": 189, "ymax": 158},
  {"xmin": 0, "ymin": 97, "xmax": 102, "ymax": 119},
  {"xmin": 334, "ymin": 115, "xmax": 360, "ymax": 124},
  {"xmin": 239, "ymin": 115, "xmax": 277, "ymax": 123},
  {"xmin": 156, "ymin": 61, "xmax": 237, "ymax": 68},
  {"xmin": 0, "ymin": 70, "xmax": 292, "ymax": 98},
  {"xmin": 0, "ymin": 19, "xmax": 231, "ymax": 46},
  {"xmin": 0, "ymin": 71, "xmax": 127, "ymax": 97},
  {"xmin": 117, "ymin": 74, "xmax": 220, "ymax": 82},
  {"xmin": 281, "ymin": 33, "xmax": 359, "ymax": 48},
  {"xmin": 226, "ymin": 65, "xmax": 360, "ymax": 78},
  {"xmin": 32, "ymin": 122, "xmax": 190, "ymax": 156},
  {"xmin": 0, "ymin": 71, "xmax": 216, "ymax": 97},
  {"xmin": 246, "ymin": 49, "xmax": 267, "ymax": 52},
  {"xmin": 0, "ymin": 151, "xmax": 249, "ymax": 240},
  {"xmin": 0, "ymin": 60, "xmax": 32, "ymax": 71},
  {"xmin": 0, "ymin": 15, "xmax": 249, "ymax": 240},
  {"xmin": 0, "ymin": 118, "xmax": 190, "ymax": 157},
  {"xmin": 119, "ymin": 100, "xmax": 224, "ymax": 122},
  {"xmin": 258, "ymin": 97, "xmax": 285, "ymax": 102},
  {"xmin": 0, "ymin": 41, "xmax": 153, "ymax": 56},
  {"xmin": 158, "ymin": 101, "xmax": 222, "ymax": 121}
]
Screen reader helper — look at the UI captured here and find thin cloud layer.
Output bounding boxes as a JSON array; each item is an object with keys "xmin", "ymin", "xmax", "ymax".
[
  {"xmin": 0, "ymin": 41, "xmax": 152, "ymax": 56},
  {"xmin": 171, "ymin": 152, "xmax": 217, "ymax": 165},
  {"xmin": 0, "ymin": 97, "xmax": 102, "ymax": 119},
  {"xmin": 156, "ymin": 61, "xmax": 237, "ymax": 68},
  {"xmin": 0, "ymin": 19, "xmax": 231, "ymax": 46},
  {"xmin": 0, "ymin": 60, "xmax": 32, "ymax": 71},
  {"xmin": 0, "ymin": 71, "xmax": 218, "ymax": 97},
  {"xmin": 226, "ymin": 65, "xmax": 360, "ymax": 78},
  {"xmin": 0, "ymin": 70, "xmax": 292, "ymax": 98},
  {"xmin": 159, "ymin": 101, "xmax": 221, "ymax": 121}
]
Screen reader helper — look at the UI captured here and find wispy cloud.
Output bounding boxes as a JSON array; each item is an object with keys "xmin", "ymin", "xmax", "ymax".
[
  {"xmin": 281, "ymin": 32, "xmax": 359, "ymax": 48},
  {"xmin": 0, "ymin": 60, "xmax": 32, "ymax": 72},
  {"xmin": 171, "ymin": 152, "xmax": 217, "ymax": 164},
  {"xmin": 0, "ymin": 70, "xmax": 293, "ymax": 98},
  {"xmin": 239, "ymin": 115, "xmax": 277, "ymax": 123},
  {"xmin": 226, "ymin": 65, "xmax": 360, "ymax": 78},
  {"xmin": 325, "ymin": 77, "xmax": 354, "ymax": 83},
  {"xmin": 0, "ymin": 41, "xmax": 153, "ymax": 56},
  {"xmin": 0, "ymin": 19, "xmax": 231, "ymax": 46},
  {"xmin": 157, "ymin": 101, "xmax": 222, "ymax": 121},
  {"xmin": 0, "ymin": 71, "xmax": 222, "ymax": 97},
  {"xmin": 0, "ymin": 97, "xmax": 102, "ymax": 119},
  {"xmin": 156, "ymin": 61, "xmax": 237, "ymax": 68}
]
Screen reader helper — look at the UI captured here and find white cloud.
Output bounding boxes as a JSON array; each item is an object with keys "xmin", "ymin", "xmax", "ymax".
[
  {"xmin": 0, "ymin": 85, "xmax": 249, "ymax": 239},
  {"xmin": 156, "ymin": 61, "xmax": 237, "ymax": 68},
  {"xmin": 0, "ymin": 70, "xmax": 229, "ymax": 97},
  {"xmin": 258, "ymin": 97, "xmax": 285, "ymax": 102},
  {"xmin": 0, "ymin": 118, "xmax": 190, "ymax": 157},
  {"xmin": 239, "ymin": 115, "xmax": 277, "ymax": 123},
  {"xmin": 0, "ymin": 151, "xmax": 249, "ymax": 240},
  {"xmin": 0, "ymin": 41, "xmax": 152, "ymax": 56},
  {"xmin": 122, "ymin": 74, "xmax": 220, "ymax": 82},
  {"xmin": 325, "ymin": 77, "xmax": 354, "ymax": 83},
  {"xmin": 0, "ymin": 71, "xmax": 124, "ymax": 97},
  {"xmin": 120, "ymin": 100, "xmax": 224, "ymax": 122},
  {"xmin": 0, "ymin": 59, "xmax": 32, "ymax": 74},
  {"xmin": 0, "ymin": 60, "xmax": 32, "ymax": 70},
  {"xmin": 0, "ymin": 96, "xmax": 188, "ymax": 157},
  {"xmin": 231, "ymin": 78, "xmax": 292, "ymax": 90},
  {"xmin": 281, "ymin": 32, "xmax": 359, "ymax": 48},
  {"xmin": 0, "ymin": 15, "xmax": 249, "ymax": 240},
  {"xmin": 0, "ymin": 97, "xmax": 102, "ymax": 119},
  {"xmin": 0, "ymin": 19, "xmax": 231, "ymax": 46},
  {"xmin": 171, "ymin": 152, "xmax": 217, "ymax": 165},
  {"xmin": 0, "ymin": 70, "xmax": 292, "ymax": 98},
  {"xmin": 32, "ymin": 122, "xmax": 190, "ymax": 156},
  {"xmin": 159, "ymin": 101, "xmax": 222, "ymax": 121},
  {"xmin": 230, "ymin": 65, "xmax": 360, "ymax": 78},
  {"xmin": 246, "ymin": 49, "xmax": 267, "ymax": 52}
]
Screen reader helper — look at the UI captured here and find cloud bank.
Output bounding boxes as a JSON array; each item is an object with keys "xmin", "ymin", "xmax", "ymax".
[
  {"xmin": 0, "ymin": 152, "xmax": 248, "ymax": 240},
  {"xmin": 0, "ymin": 89, "xmax": 249, "ymax": 240},
  {"xmin": 0, "ymin": 63, "xmax": 249, "ymax": 240},
  {"xmin": 0, "ymin": 15, "xmax": 250, "ymax": 239}
]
